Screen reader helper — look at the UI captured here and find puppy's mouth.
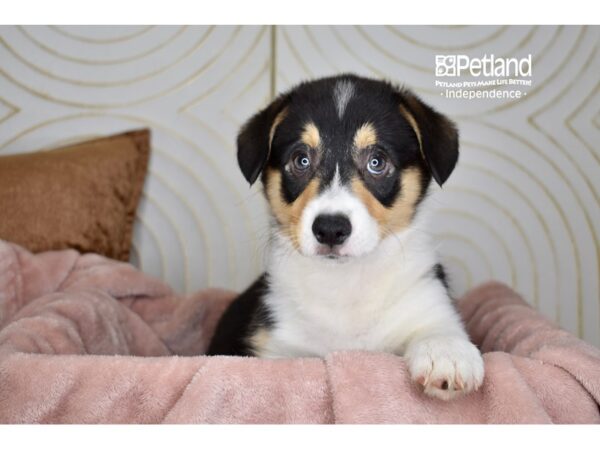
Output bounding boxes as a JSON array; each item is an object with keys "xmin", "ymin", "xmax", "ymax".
[{"xmin": 315, "ymin": 244, "xmax": 350, "ymax": 261}]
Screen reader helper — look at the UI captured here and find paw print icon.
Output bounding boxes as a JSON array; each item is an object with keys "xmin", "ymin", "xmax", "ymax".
[{"xmin": 435, "ymin": 55, "xmax": 457, "ymax": 77}]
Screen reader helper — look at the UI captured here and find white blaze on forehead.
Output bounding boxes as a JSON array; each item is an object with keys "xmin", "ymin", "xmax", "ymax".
[
  {"xmin": 331, "ymin": 164, "xmax": 341, "ymax": 189},
  {"xmin": 333, "ymin": 80, "xmax": 355, "ymax": 119},
  {"xmin": 297, "ymin": 163, "xmax": 381, "ymax": 257}
]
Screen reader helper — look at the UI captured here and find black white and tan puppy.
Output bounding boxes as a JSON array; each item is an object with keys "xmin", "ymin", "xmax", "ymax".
[{"xmin": 207, "ymin": 74, "xmax": 484, "ymax": 400}]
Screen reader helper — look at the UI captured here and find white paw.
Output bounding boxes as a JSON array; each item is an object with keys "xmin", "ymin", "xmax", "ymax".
[{"xmin": 405, "ymin": 336, "xmax": 484, "ymax": 401}]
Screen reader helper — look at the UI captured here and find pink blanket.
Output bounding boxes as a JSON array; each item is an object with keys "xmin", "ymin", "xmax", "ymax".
[{"xmin": 0, "ymin": 240, "xmax": 599, "ymax": 423}]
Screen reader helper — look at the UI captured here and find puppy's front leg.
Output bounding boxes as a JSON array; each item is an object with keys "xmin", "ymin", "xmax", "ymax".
[{"xmin": 403, "ymin": 293, "xmax": 484, "ymax": 400}]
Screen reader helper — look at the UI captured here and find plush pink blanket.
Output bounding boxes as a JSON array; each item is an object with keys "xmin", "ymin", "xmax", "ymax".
[{"xmin": 0, "ymin": 240, "xmax": 599, "ymax": 424}]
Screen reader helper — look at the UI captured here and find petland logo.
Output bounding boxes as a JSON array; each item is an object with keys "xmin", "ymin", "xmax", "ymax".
[
  {"xmin": 435, "ymin": 54, "xmax": 532, "ymax": 77},
  {"xmin": 435, "ymin": 54, "xmax": 533, "ymax": 100}
]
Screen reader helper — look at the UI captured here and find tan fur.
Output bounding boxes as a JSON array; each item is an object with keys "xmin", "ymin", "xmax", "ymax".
[
  {"xmin": 300, "ymin": 122, "xmax": 321, "ymax": 149},
  {"xmin": 265, "ymin": 169, "xmax": 320, "ymax": 249},
  {"xmin": 399, "ymin": 104, "xmax": 425, "ymax": 160},
  {"xmin": 353, "ymin": 122, "xmax": 378, "ymax": 149},
  {"xmin": 352, "ymin": 167, "xmax": 422, "ymax": 235},
  {"xmin": 269, "ymin": 107, "xmax": 288, "ymax": 150},
  {"xmin": 248, "ymin": 327, "xmax": 271, "ymax": 356}
]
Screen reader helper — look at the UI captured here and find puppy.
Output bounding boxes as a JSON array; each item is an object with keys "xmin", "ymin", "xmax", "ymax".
[{"xmin": 207, "ymin": 74, "xmax": 484, "ymax": 400}]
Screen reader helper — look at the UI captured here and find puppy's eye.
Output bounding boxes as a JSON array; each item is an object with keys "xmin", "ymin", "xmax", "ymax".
[
  {"xmin": 367, "ymin": 152, "xmax": 388, "ymax": 176},
  {"xmin": 292, "ymin": 151, "xmax": 311, "ymax": 172}
]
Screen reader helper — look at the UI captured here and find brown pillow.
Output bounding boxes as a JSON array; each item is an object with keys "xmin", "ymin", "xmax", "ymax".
[{"xmin": 0, "ymin": 129, "xmax": 150, "ymax": 261}]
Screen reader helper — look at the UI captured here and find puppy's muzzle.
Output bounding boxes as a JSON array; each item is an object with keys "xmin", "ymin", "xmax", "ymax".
[{"xmin": 312, "ymin": 214, "xmax": 352, "ymax": 247}]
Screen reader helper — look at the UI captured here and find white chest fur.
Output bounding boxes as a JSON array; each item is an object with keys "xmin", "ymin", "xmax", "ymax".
[{"xmin": 261, "ymin": 225, "xmax": 459, "ymax": 358}]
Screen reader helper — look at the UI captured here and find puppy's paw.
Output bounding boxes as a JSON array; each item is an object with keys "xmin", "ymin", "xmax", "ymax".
[{"xmin": 405, "ymin": 336, "xmax": 484, "ymax": 401}]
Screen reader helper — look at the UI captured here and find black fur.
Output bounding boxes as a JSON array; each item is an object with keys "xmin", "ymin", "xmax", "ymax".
[
  {"xmin": 206, "ymin": 274, "xmax": 272, "ymax": 356},
  {"xmin": 267, "ymin": 74, "xmax": 428, "ymax": 206},
  {"xmin": 433, "ymin": 263, "xmax": 449, "ymax": 289},
  {"xmin": 208, "ymin": 74, "xmax": 459, "ymax": 356},
  {"xmin": 237, "ymin": 95, "xmax": 290, "ymax": 185},
  {"xmin": 399, "ymin": 90, "xmax": 459, "ymax": 186},
  {"xmin": 236, "ymin": 74, "xmax": 459, "ymax": 203}
]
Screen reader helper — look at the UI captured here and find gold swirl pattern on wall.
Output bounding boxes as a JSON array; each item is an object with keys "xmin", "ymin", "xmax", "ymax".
[
  {"xmin": 0, "ymin": 25, "xmax": 597, "ymax": 345},
  {"xmin": 50, "ymin": 25, "xmax": 155, "ymax": 44},
  {"xmin": 275, "ymin": 25, "xmax": 599, "ymax": 344}
]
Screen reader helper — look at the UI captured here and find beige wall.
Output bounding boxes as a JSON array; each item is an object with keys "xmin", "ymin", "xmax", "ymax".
[{"xmin": 0, "ymin": 25, "xmax": 598, "ymax": 345}]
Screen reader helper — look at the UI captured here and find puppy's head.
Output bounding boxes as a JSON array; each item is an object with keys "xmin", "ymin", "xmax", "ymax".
[{"xmin": 237, "ymin": 74, "xmax": 458, "ymax": 260}]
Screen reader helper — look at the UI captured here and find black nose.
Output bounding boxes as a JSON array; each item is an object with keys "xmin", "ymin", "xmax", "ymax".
[{"xmin": 312, "ymin": 214, "xmax": 352, "ymax": 246}]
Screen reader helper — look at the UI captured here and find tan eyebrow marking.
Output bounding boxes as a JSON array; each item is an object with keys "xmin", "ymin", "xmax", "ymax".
[
  {"xmin": 398, "ymin": 104, "xmax": 425, "ymax": 160},
  {"xmin": 300, "ymin": 122, "xmax": 321, "ymax": 149},
  {"xmin": 353, "ymin": 122, "xmax": 378, "ymax": 149}
]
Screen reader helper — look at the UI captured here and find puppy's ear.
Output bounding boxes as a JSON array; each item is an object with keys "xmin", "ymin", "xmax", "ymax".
[
  {"xmin": 237, "ymin": 95, "xmax": 290, "ymax": 185},
  {"xmin": 399, "ymin": 91, "xmax": 459, "ymax": 186}
]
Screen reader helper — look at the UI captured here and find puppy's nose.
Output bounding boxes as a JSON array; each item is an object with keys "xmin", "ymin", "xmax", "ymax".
[{"xmin": 312, "ymin": 214, "xmax": 352, "ymax": 246}]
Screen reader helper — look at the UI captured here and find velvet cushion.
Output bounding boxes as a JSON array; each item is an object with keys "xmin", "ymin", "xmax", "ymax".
[{"xmin": 0, "ymin": 129, "xmax": 150, "ymax": 261}]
